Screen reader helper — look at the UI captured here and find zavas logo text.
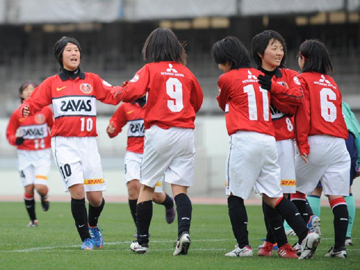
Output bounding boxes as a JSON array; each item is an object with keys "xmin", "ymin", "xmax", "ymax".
[
  {"xmin": 60, "ymin": 100, "xmax": 92, "ymax": 112},
  {"xmin": 21, "ymin": 127, "xmax": 45, "ymax": 137},
  {"xmin": 129, "ymin": 122, "xmax": 145, "ymax": 134}
]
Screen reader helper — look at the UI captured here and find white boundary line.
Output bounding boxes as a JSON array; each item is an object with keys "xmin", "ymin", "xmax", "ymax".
[{"xmin": 3, "ymin": 238, "xmax": 358, "ymax": 253}]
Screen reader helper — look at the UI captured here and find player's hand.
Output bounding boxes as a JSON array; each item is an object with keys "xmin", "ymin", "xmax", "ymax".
[
  {"xmin": 22, "ymin": 106, "xmax": 30, "ymax": 117},
  {"xmin": 107, "ymin": 122, "xmax": 115, "ymax": 134},
  {"xmin": 258, "ymin": 74, "xmax": 272, "ymax": 91},
  {"xmin": 15, "ymin": 137, "xmax": 25, "ymax": 145},
  {"xmin": 301, "ymin": 153, "xmax": 309, "ymax": 164}
]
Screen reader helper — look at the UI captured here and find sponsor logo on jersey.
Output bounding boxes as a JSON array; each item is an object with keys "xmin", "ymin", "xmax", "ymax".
[
  {"xmin": 35, "ymin": 114, "xmax": 46, "ymax": 124},
  {"xmin": 280, "ymin": 179, "xmax": 296, "ymax": 186},
  {"xmin": 130, "ymin": 74, "xmax": 139, "ymax": 83},
  {"xmin": 19, "ymin": 124, "xmax": 48, "ymax": 139},
  {"xmin": 127, "ymin": 119, "xmax": 145, "ymax": 137},
  {"xmin": 242, "ymin": 70, "xmax": 258, "ymax": 83},
  {"xmin": 270, "ymin": 105, "xmax": 285, "ymax": 119},
  {"xmin": 161, "ymin": 64, "xmax": 184, "ymax": 77},
  {"xmin": 56, "ymin": 86, "xmax": 67, "ymax": 91},
  {"xmin": 80, "ymin": 83, "xmax": 93, "ymax": 94},
  {"xmin": 52, "ymin": 96, "xmax": 97, "ymax": 118},
  {"xmin": 314, "ymin": 74, "xmax": 336, "ymax": 88},
  {"xmin": 166, "ymin": 63, "xmax": 177, "ymax": 73},
  {"xmin": 84, "ymin": 178, "xmax": 104, "ymax": 185},
  {"xmin": 60, "ymin": 99, "xmax": 92, "ymax": 112}
]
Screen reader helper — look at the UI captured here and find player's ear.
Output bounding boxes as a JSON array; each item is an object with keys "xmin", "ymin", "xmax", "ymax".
[{"xmin": 257, "ymin": 52, "xmax": 263, "ymax": 59}]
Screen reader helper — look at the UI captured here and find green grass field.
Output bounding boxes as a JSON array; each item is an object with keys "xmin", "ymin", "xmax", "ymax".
[{"xmin": 0, "ymin": 202, "xmax": 358, "ymax": 270}]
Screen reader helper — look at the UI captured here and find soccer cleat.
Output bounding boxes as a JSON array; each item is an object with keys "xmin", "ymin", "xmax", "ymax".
[
  {"xmin": 173, "ymin": 232, "xmax": 191, "ymax": 255},
  {"xmin": 278, "ymin": 243, "xmax": 298, "ymax": 259},
  {"xmin": 165, "ymin": 206, "xmax": 176, "ymax": 224},
  {"xmin": 298, "ymin": 232, "xmax": 321, "ymax": 260},
  {"xmin": 89, "ymin": 226, "xmax": 104, "ymax": 248},
  {"xmin": 285, "ymin": 229, "xmax": 296, "ymax": 236},
  {"xmin": 292, "ymin": 242, "xmax": 303, "ymax": 256},
  {"xmin": 225, "ymin": 244, "xmax": 253, "ymax": 257},
  {"xmin": 81, "ymin": 238, "xmax": 95, "ymax": 250},
  {"xmin": 307, "ymin": 215, "xmax": 321, "ymax": 237},
  {"xmin": 257, "ymin": 241, "xmax": 273, "ymax": 257},
  {"xmin": 325, "ymin": 247, "xmax": 347, "ymax": 258},
  {"xmin": 41, "ymin": 199, "xmax": 50, "ymax": 211},
  {"xmin": 130, "ymin": 241, "xmax": 149, "ymax": 254},
  {"xmin": 345, "ymin": 237, "xmax": 353, "ymax": 246},
  {"xmin": 27, "ymin": 220, "xmax": 38, "ymax": 227}
]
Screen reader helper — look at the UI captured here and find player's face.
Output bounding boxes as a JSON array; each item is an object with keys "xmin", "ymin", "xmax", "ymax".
[
  {"xmin": 260, "ymin": 39, "xmax": 284, "ymax": 71},
  {"xmin": 218, "ymin": 63, "xmax": 231, "ymax": 72},
  {"xmin": 21, "ymin": 85, "xmax": 35, "ymax": 100},
  {"xmin": 298, "ymin": 54, "xmax": 305, "ymax": 70},
  {"xmin": 62, "ymin": 43, "xmax": 80, "ymax": 71}
]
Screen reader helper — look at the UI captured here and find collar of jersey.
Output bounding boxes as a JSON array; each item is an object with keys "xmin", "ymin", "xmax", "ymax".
[
  {"xmin": 59, "ymin": 69, "xmax": 86, "ymax": 81},
  {"xmin": 258, "ymin": 66, "xmax": 282, "ymax": 78}
]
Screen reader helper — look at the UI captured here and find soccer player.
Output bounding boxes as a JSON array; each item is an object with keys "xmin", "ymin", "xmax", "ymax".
[
  {"xmin": 251, "ymin": 30, "xmax": 319, "ymax": 258},
  {"xmin": 20, "ymin": 36, "xmax": 123, "ymax": 250},
  {"xmin": 6, "ymin": 82, "xmax": 53, "ymax": 227},
  {"xmin": 106, "ymin": 96, "xmax": 175, "ymax": 232},
  {"xmin": 112, "ymin": 28, "xmax": 203, "ymax": 255},
  {"xmin": 212, "ymin": 36, "xmax": 320, "ymax": 260},
  {"xmin": 295, "ymin": 39, "xmax": 350, "ymax": 258},
  {"xmin": 307, "ymin": 101, "xmax": 360, "ymax": 246}
]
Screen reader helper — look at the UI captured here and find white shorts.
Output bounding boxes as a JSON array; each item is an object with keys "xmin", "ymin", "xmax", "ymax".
[
  {"xmin": 51, "ymin": 137, "xmax": 106, "ymax": 193},
  {"xmin": 295, "ymin": 135, "xmax": 350, "ymax": 196},
  {"xmin": 141, "ymin": 125, "xmax": 195, "ymax": 188},
  {"xmin": 277, "ymin": 139, "xmax": 296, "ymax": 194},
  {"xmin": 225, "ymin": 131, "xmax": 283, "ymax": 199},
  {"xmin": 124, "ymin": 151, "xmax": 164, "ymax": 193},
  {"xmin": 17, "ymin": 149, "xmax": 51, "ymax": 187}
]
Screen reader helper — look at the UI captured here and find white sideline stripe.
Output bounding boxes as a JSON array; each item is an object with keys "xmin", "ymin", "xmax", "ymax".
[
  {"xmin": 3, "ymin": 237, "xmax": 359, "ymax": 253},
  {"xmin": 3, "ymin": 239, "xmax": 231, "ymax": 253}
]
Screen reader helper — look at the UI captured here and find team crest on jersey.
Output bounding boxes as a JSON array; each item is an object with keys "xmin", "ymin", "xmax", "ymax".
[
  {"xmin": 293, "ymin": 76, "xmax": 301, "ymax": 85},
  {"xmin": 277, "ymin": 81, "xmax": 289, "ymax": 88},
  {"xmin": 35, "ymin": 114, "xmax": 45, "ymax": 124},
  {"xmin": 130, "ymin": 74, "xmax": 139, "ymax": 83},
  {"xmin": 80, "ymin": 83, "xmax": 93, "ymax": 94}
]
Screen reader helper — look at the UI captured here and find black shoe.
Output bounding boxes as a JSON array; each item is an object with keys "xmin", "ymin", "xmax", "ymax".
[{"xmin": 41, "ymin": 199, "xmax": 50, "ymax": 211}]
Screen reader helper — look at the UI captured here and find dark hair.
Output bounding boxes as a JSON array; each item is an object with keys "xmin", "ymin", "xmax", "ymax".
[
  {"xmin": 53, "ymin": 36, "xmax": 82, "ymax": 67},
  {"xmin": 211, "ymin": 36, "xmax": 251, "ymax": 69},
  {"xmin": 299, "ymin": 39, "xmax": 333, "ymax": 74},
  {"xmin": 142, "ymin": 28, "xmax": 187, "ymax": 65},
  {"xmin": 19, "ymin": 81, "xmax": 37, "ymax": 102},
  {"xmin": 251, "ymin": 30, "xmax": 287, "ymax": 68}
]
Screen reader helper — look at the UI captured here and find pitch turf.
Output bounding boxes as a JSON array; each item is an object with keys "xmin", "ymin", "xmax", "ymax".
[{"xmin": 0, "ymin": 202, "xmax": 359, "ymax": 270}]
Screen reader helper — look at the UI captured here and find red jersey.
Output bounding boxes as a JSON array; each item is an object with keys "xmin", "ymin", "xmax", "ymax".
[
  {"xmin": 21, "ymin": 71, "xmax": 121, "ymax": 137},
  {"xmin": 6, "ymin": 106, "xmax": 53, "ymax": 151},
  {"xmin": 107, "ymin": 102, "xmax": 145, "ymax": 154},
  {"xmin": 113, "ymin": 61, "xmax": 203, "ymax": 130},
  {"xmin": 216, "ymin": 68, "xmax": 303, "ymax": 136},
  {"xmin": 295, "ymin": 72, "xmax": 348, "ymax": 155},
  {"xmin": 271, "ymin": 68, "xmax": 300, "ymax": 141}
]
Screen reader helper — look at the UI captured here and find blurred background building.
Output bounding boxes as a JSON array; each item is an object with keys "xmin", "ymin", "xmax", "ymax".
[{"xmin": 0, "ymin": 0, "xmax": 359, "ymax": 200}]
